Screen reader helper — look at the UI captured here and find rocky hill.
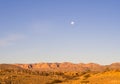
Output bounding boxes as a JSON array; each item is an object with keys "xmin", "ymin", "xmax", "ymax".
[{"xmin": 13, "ymin": 62, "xmax": 120, "ymax": 72}]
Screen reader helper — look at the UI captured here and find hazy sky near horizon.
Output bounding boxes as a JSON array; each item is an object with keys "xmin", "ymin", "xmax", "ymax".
[{"xmin": 0, "ymin": 0, "xmax": 120, "ymax": 64}]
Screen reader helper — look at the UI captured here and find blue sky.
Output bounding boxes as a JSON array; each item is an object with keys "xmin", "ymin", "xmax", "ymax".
[{"xmin": 0, "ymin": 0, "xmax": 120, "ymax": 64}]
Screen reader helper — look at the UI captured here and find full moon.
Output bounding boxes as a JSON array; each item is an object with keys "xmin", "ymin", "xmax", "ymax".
[{"xmin": 70, "ymin": 21, "xmax": 75, "ymax": 25}]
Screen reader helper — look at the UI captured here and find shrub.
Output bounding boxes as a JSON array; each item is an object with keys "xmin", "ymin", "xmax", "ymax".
[{"xmin": 50, "ymin": 79, "xmax": 62, "ymax": 83}]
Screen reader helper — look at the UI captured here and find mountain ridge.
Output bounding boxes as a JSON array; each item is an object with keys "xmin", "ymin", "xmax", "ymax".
[{"xmin": 10, "ymin": 62, "xmax": 120, "ymax": 72}]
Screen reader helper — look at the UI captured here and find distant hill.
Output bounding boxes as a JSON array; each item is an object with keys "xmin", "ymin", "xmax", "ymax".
[
  {"xmin": 0, "ymin": 64, "xmax": 24, "ymax": 71},
  {"xmin": 13, "ymin": 62, "xmax": 120, "ymax": 72}
]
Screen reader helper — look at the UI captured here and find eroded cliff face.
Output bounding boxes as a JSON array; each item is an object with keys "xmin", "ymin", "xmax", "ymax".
[{"xmin": 14, "ymin": 62, "xmax": 120, "ymax": 72}]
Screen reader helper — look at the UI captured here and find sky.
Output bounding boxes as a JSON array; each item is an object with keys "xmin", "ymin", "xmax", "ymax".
[{"xmin": 0, "ymin": 0, "xmax": 120, "ymax": 65}]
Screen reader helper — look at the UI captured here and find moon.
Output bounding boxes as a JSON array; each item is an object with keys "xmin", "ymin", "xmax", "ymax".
[{"xmin": 70, "ymin": 21, "xmax": 75, "ymax": 25}]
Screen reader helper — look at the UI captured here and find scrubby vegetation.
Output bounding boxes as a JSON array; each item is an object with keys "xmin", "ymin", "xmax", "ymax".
[{"xmin": 0, "ymin": 64, "xmax": 120, "ymax": 84}]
